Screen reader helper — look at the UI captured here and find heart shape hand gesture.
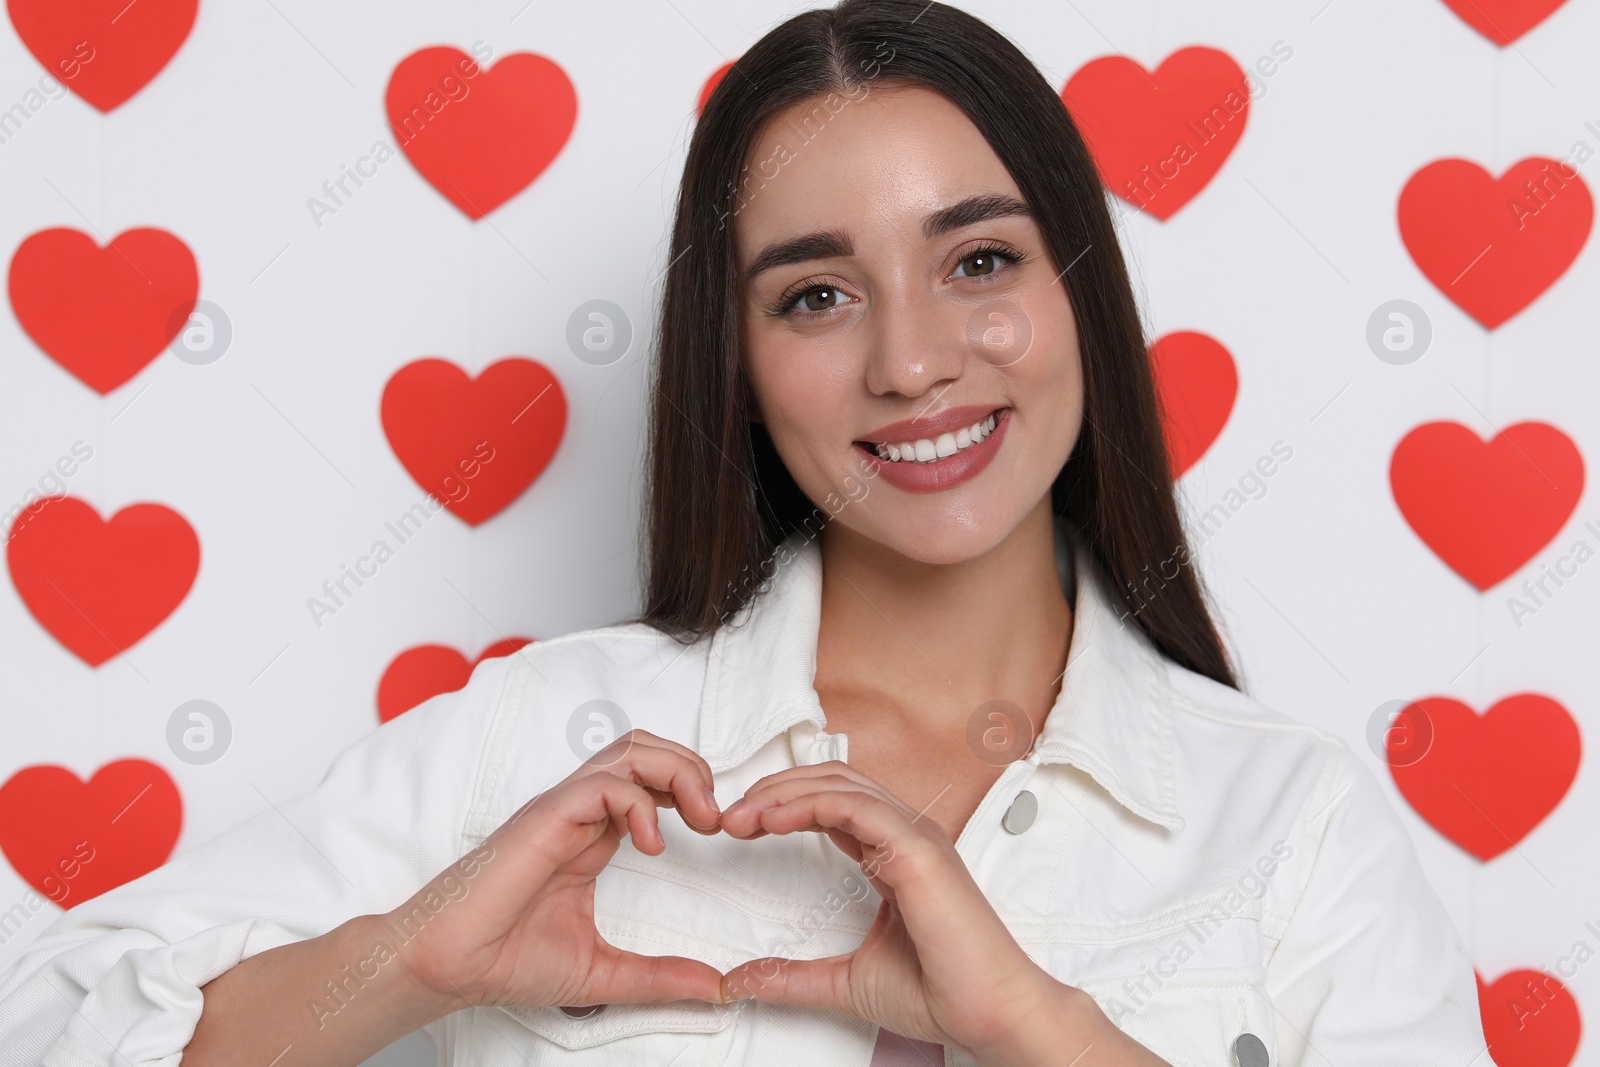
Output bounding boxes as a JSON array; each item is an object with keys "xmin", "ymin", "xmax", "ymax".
[{"xmin": 390, "ymin": 732, "xmax": 1156, "ymax": 1065}]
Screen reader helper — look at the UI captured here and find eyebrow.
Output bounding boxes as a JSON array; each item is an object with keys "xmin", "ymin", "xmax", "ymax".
[
  {"xmin": 742, "ymin": 194, "xmax": 1033, "ymax": 282},
  {"xmin": 921, "ymin": 193, "xmax": 1032, "ymax": 239},
  {"xmin": 743, "ymin": 230, "xmax": 853, "ymax": 282}
]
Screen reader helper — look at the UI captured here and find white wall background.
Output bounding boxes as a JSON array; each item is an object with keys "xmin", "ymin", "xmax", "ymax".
[{"xmin": 0, "ymin": 1, "xmax": 1595, "ymax": 1064}]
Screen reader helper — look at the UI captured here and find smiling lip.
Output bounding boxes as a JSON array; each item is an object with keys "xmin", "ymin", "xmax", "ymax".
[
  {"xmin": 854, "ymin": 407, "xmax": 1011, "ymax": 494},
  {"xmin": 857, "ymin": 404, "xmax": 1006, "ymax": 445}
]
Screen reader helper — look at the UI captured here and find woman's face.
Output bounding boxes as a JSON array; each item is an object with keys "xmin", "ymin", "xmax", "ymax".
[{"xmin": 735, "ymin": 84, "xmax": 1085, "ymax": 565}]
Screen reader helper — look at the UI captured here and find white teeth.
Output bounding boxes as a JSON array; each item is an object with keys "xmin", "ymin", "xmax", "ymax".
[{"xmin": 869, "ymin": 411, "xmax": 1002, "ymax": 464}]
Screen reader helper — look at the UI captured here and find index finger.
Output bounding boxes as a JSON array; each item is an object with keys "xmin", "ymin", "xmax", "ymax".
[
  {"xmin": 569, "ymin": 731, "xmax": 722, "ymax": 833},
  {"xmin": 583, "ymin": 729, "xmax": 717, "ymax": 795},
  {"xmin": 733, "ymin": 787, "xmax": 939, "ymax": 889}
]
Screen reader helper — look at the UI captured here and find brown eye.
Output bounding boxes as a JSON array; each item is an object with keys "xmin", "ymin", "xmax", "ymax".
[
  {"xmin": 960, "ymin": 252, "xmax": 997, "ymax": 277},
  {"xmin": 796, "ymin": 286, "xmax": 845, "ymax": 312},
  {"xmin": 953, "ymin": 247, "xmax": 1019, "ymax": 279}
]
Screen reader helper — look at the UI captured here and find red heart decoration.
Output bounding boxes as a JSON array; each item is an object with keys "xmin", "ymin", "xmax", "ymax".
[
  {"xmin": 1476, "ymin": 969, "xmax": 1582, "ymax": 1067},
  {"xmin": 380, "ymin": 357, "xmax": 567, "ymax": 526},
  {"xmin": 377, "ymin": 638, "xmax": 534, "ymax": 723},
  {"xmin": 1399, "ymin": 158, "xmax": 1592, "ymax": 329},
  {"xmin": 699, "ymin": 60, "xmax": 734, "ymax": 116},
  {"xmin": 1148, "ymin": 331, "xmax": 1237, "ymax": 476},
  {"xmin": 1062, "ymin": 47, "xmax": 1249, "ymax": 220},
  {"xmin": 8, "ymin": 227, "xmax": 199, "ymax": 394},
  {"xmin": 1389, "ymin": 695, "xmax": 1580, "ymax": 861},
  {"xmin": 6, "ymin": 496, "xmax": 200, "ymax": 666},
  {"xmin": 7, "ymin": 0, "xmax": 196, "ymax": 112},
  {"xmin": 1440, "ymin": 0, "xmax": 1569, "ymax": 44},
  {"xmin": 0, "ymin": 759, "xmax": 182, "ymax": 907},
  {"xmin": 1390, "ymin": 421, "xmax": 1583, "ymax": 590},
  {"xmin": 386, "ymin": 47, "xmax": 577, "ymax": 219}
]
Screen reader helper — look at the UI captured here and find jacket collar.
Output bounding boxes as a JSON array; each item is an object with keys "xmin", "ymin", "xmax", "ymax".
[{"xmin": 697, "ymin": 515, "xmax": 1185, "ymax": 832}]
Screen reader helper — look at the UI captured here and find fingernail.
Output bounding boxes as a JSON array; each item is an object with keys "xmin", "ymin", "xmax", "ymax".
[{"xmin": 702, "ymin": 787, "xmax": 719, "ymax": 810}]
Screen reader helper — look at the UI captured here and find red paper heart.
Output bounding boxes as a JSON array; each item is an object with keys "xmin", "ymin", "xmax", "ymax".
[
  {"xmin": 6, "ymin": 496, "xmax": 200, "ymax": 666},
  {"xmin": 1476, "ymin": 969, "xmax": 1582, "ymax": 1067},
  {"xmin": 377, "ymin": 638, "xmax": 534, "ymax": 723},
  {"xmin": 1062, "ymin": 47, "xmax": 1249, "ymax": 220},
  {"xmin": 0, "ymin": 759, "xmax": 182, "ymax": 907},
  {"xmin": 1440, "ymin": 0, "xmax": 1569, "ymax": 44},
  {"xmin": 699, "ymin": 60, "xmax": 734, "ymax": 116},
  {"xmin": 7, "ymin": 0, "xmax": 196, "ymax": 112},
  {"xmin": 8, "ymin": 227, "xmax": 199, "ymax": 394},
  {"xmin": 386, "ymin": 47, "xmax": 577, "ymax": 219},
  {"xmin": 1390, "ymin": 421, "xmax": 1583, "ymax": 590},
  {"xmin": 380, "ymin": 357, "xmax": 567, "ymax": 526},
  {"xmin": 1149, "ymin": 331, "xmax": 1237, "ymax": 476},
  {"xmin": 1399, "ymin": 158, "xmax": 1592, "ymax": 329},
  {"xmin": 1389, "ymin": 695, "xmax": 1580, "ymax": 861}
]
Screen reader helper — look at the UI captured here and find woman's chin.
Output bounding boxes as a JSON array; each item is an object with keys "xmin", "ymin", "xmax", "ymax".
[{"xmin": 836, "ymin": 508, "xmax": 1023, "ymax": 569}]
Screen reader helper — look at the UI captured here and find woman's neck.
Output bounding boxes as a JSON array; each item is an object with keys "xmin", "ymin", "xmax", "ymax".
[{"xmin": 812, "ymin": 497, "xmax": 1074, "ymax": 749}]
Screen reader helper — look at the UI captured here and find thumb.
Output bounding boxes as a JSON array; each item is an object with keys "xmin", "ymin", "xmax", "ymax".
[
  {"xmin": 588, "ymin": 946, "xmax": 726, "ymax": 1005},
  {"xmin": 720, "ymin": 954, "xmax": 851, "ymax": 1012}
]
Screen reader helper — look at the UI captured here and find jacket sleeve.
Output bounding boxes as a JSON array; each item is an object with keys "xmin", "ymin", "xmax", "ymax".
[
  {"xmin": 0, "ymin": 652, "xmax": 519, "ymax": 1067},
  {"xmin": 1264, "ymin": 741, "xmax": 1489, "ymax": 1065}
]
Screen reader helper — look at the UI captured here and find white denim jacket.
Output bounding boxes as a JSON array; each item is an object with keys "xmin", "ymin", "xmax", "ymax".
[{"xmin": 0, "ymin": 519, "xmax": 1490, "ymax": 1066}]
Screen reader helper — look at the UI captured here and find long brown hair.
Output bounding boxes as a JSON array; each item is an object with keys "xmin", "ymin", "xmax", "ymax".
[{"xmin": 631, "ymin": 0, "xmax": 1237, "ymax": 690}]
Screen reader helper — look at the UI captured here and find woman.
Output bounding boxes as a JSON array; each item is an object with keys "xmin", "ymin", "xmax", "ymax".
[{"xmin": 0, "ymin": 2, "xmax": 1490, "ymax": 1065}]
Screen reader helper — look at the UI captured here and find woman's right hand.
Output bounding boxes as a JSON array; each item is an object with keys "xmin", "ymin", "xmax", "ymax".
[{"xmin": 387, "ymin": 729, "xmax": 727, "ymax": 1012}]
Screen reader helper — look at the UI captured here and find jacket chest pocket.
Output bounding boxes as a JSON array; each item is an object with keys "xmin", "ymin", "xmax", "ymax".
[
  {"xmin": 1046, "ymin": 913, "xmax": 1279, "ymax": 1067},
  {"xmin": 495, "ymin": 999, "xmax": 737, "ymax": 1065}
]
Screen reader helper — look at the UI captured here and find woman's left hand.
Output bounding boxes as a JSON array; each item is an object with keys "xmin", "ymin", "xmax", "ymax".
[{"xmin": 715, "ymin": 760, "xmax": 1119, "ymax": 1065}]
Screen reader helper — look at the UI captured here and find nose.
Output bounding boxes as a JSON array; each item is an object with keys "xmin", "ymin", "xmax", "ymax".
[{"xmin": 862, "ymin": 286, "xmax": 968, "ymax": 400}]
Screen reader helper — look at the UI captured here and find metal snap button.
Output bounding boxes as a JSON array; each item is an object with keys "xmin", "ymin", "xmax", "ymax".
[
  {"xmin": 1001, "ymin": 789, "xmax": 1037, "ymax": 834},
  {"xmin": 1234, "ymin": 1032, "xmax": 1269, "ymax": 1067},
  {"xmin": 559, "ymin": 1004, "xmax": 606, "ymax": 1018}
]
